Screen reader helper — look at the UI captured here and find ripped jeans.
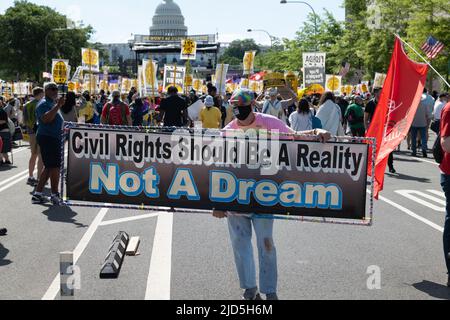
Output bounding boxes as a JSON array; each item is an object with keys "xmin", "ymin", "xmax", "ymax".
[{"xmin": 227, "ymin": 214, "xmax": 277, "ymax": 295}]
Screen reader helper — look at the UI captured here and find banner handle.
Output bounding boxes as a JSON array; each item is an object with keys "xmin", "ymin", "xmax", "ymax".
[{"xmin": 394, "ymin": 33, "xmax": 450, "ymax": 88}]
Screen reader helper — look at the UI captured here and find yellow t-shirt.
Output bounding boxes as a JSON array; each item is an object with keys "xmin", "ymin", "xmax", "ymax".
[
  {"xmin": 200, "ymin": 106, "xmax": 222, "ymax": 129},
  {"xmin": 79, "ymin": 101, "xmax": 94, "ymax": 121}
]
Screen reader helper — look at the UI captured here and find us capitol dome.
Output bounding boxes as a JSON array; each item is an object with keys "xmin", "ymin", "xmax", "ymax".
[{"xmin": 150, "ymin": 0, "xmax": 188, "ymax": 37}]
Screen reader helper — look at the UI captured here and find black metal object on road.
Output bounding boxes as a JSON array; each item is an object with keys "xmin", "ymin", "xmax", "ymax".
[{"xmin": 100, "ymin": 231, "xmax": 130, "ymax": 279}]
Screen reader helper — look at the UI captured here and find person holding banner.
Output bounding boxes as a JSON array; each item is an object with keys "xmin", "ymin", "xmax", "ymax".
[
  {"xmin": 32, "ymin": 83, "xmax": 65, "ymax": 205},
  {"xmin": 256, "ymin": 88, "xmax": 297, "ymax": 123},
  {"xmin": 213, "ymin": 89, "xmax": 331, "ymax": 300}
]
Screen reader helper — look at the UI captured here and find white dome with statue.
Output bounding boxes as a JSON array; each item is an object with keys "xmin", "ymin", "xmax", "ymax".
[{"xmin": 150, "ymin": 0, "xmax": 188, "ymax": 37}]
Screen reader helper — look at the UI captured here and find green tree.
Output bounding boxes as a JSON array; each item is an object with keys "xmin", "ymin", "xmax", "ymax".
[
  {"xmin": 219, "ymin": 39, "xmax": 260, "ymax": 66},
  {"xmin": 0, "ymin": 0, "xmax": 94, "ymax": 81}
]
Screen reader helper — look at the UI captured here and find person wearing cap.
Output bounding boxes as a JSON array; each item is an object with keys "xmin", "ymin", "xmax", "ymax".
[
  {"xmin": 32, "ymin": 82, "xmax": 65, "ymax": 205},
  {"xmin": 200, "ymin": 95, "xmax": 222, "ymax": 129},
  {"xmin": 213, "ymin": 89, "xmax": 331, "ymax": 300},
  {"xmin": 101, "ymin": 90, "xmax": 132, "ymax": 126},
  {"xmin": 255, "ymin": 88, "xmax": 297, "ymax": 123}
]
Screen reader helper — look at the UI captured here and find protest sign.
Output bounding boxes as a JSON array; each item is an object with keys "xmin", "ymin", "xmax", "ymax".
[
  {"xmin": 51, "ymin": 59, "xmax": 70, "ymax": 85},
  {"xmin": 180, "ymin": 39, "xmax": 197, "ymax": 60},
  {"xmin": 243, "ymin": 51, "xmax": 256, "ymax": 75},
  {"xmin": 373, "ymin": 73, "xmax": 387, "ymax": 89},
  {"xmin": 163, "ymin": 65, "xmax": 186, "ymax": 93},
  {"xmin": 326, "ymin": 75, "xmax": 342, "ymax": 95},
  {"xmin": 214, "ymin": 64, "xmax": 229, "ymax": 95},
  {"xmin": 66, "ymin": 126, "xmax": 370, "ymax": 221},
  {"xmin": 82, "ymin": 48, "xmax": 100, "ymax": 72},
  {"xmin": 303, "ymin": 53, "xmax": 326, "ymax": 88},
  {"xmin": 263, "ymin": 72, "xmax": 286, "ymax": 89}
]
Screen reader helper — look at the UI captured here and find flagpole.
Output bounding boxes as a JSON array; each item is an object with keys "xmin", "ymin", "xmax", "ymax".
[{"xmin": 394, "ymin": 33, "xmax": 450, "ymax": 88}]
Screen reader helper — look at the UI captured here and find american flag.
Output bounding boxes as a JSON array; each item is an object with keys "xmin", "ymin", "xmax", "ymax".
[{"xmin": 421, "ymin": 36, "xmax": 445, "ymax": 60}]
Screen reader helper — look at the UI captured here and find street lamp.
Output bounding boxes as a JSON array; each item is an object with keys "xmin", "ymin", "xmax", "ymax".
[
  {"xmin": 280, "ymin": 0, "xmax": 318, "ymax": 51},
  {"xmin": 44, "ymin": 20, "xmax": 83, "ymax": 75},
  {"xmin": 247, "ymin": 29, "xmax": 276, "ymax": 48},
  {"xmin": 44, "ymin": 28, "xmax": 67, "ymax": 74}
]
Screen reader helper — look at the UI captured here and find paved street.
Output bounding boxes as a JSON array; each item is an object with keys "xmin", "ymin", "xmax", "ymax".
[{"xmin": 0, "ymin": 137, "xmax": 449, "ymax": 300}]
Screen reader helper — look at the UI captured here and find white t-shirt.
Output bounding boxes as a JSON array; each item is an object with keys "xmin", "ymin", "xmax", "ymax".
[
  {"xmin": 434, "ymin": 100, "xmax": 447, "ymax": 121},
  {"xmin": 289, "ymin": 111, "xmax": 313, "ymax": 131}
]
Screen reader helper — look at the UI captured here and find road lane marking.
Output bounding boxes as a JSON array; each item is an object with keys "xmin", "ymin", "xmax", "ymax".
[
  {"xmin": 0, "ymin": 169, "xmax": 29, "ymax": 187},
  {"xmin": 378, "ymin": 195, "xmax": 444, "ymax": 233},
  {"xmin": 0, "ymin": 172, "xmax": 32, "ymax": 193},
  {"xmin": 427, "ymin": 190, "xmax": 445, "ymax": 198},
  {"xmin": 42, "ymin": 208, "xmax": 109, "ymax": 300},
  {"xmin": 144, "ymin": 212, "xmax": 173, "ymax": 300},
  {"xmin": 395, "ymin": 190, "xmax": 445, "ymax": 212},
  {"xmin": 99, "ymin": 213, "xmax": 159, "ymax": 226}
]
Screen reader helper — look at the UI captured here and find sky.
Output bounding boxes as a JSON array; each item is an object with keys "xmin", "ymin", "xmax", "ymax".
[{"xmin": 0, "ymin": 0, "xmax": 346, "ymax": 45}]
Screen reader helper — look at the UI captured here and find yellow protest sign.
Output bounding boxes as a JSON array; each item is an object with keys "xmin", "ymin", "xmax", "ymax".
[
  {"xmin": 82, "ymin": 48, "xmax": 99, "ymax": 72},
  {"xmin": 325, "ymin": 75, "xmax": 342, "ymax": 93},
  {"xmin": 185, "ymin": 74, "xmax": 193, "ymax": 87},
  {"xmin": 52, "ymin": 59, "xmax": 69, "ymax": 85},
  {"xmin": 243, "ymin": 51, "xmax": 256, "ymax": 75},
  {"xmin": 193, "ymin": 79, "xmax": 202, "ymax": 92},
  {"xmin": 181, "ymin": 39, "xmax": 197, "ymax": 60}
]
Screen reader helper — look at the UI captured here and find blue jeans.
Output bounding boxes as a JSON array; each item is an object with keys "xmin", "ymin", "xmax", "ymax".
[
  {"xmin": 227, "ymin": 215, "xmax": 277, "ymax": 295},
  {"xmin": 411, "ymin": 126, "xmax": 428, "ymax": 154},
  {"xmin": 441, "ymin": 174, "xmax": 450, "ymax": 274}
]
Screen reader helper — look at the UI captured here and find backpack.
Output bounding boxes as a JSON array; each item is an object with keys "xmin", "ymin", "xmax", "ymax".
[
  {"xmin": 310, "ymin": 113, "xmax": 322, "ymax": 129},
  {"xmin": 103, "ymin": 102, "xmax": 128, "ymax": 125},
  {"xmin": 433, "ymin": 134, "xmax": 444, "ymax": 164}
]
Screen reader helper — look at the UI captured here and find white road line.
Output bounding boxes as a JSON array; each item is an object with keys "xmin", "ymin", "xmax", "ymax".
[
  {"xmin": 395, "ymin": 190, "xmax": 445, "ymax": 212},
  {"xmin": 145, "ymin": 212, "xmax": 173, "ymax": 300},
  {"xmin": 427, "ymin": 190, "xmax": 445, "ymax": 198},
  {"xmin": 0, "ymin": 169, "xmax": 29, "ymax": 187},
  {"xmin": 42, "ymin": 208, "xmax": 109, "ymax": 300},
  {"xmin": 378, "ymin": 195, "xmax": 444, "ymax": 233},
  {"xmin": 99, "ymin": 213, "xmax": 159, "ymax": 226},
  {"xmin": 0, "ymin": 172, "xmax": 31, "ymax": 193}
]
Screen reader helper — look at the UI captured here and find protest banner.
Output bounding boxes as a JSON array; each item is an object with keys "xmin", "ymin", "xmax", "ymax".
[
  {"xmin": 81, "ymin": 48, "xmax": 100, "ymax": 72},
  {"xmin": 121, "ymin": 78, "xmax": 131, "ymax": 94},
  {"xmin": 65, "ymin": 125, "xmax": 372, "ymax": 222},
  {"xmin": 326, "ymin": 75, "xmax": 342, "ymax": 95},
  {"xmin": 180, "ymin": 39, "xmax": 197, "ymax": 60},
  {"xmin": 303, "ymin": 53, "xmax": 326, "ymax": 88},
  {"xmin": 243, "ymin": 51, "xmax": 256, "ymax": 75},
  {"xmin": 187, "ymin": 100, "xmax": 205, "ymax": 121},
  {"xmin": 163, "ymin": 65, "xmax": 186, "ymax": 93},
  {"xmin": 214, "ymin": 64, "xmax": 229, "ymax": 95},
  {"xmin": 51, "ymin": 59, "xmax": 70, "ymax": 85},
  {"xmin": 263, "ymin": 72, "xmax": 286, "ymax": 90}
]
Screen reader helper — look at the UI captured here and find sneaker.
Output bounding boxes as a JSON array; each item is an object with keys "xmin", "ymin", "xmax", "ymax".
[
  {"xmin": 50, "ymin": 193, "xmax": 61, "ymax": 206},
  {"xmin": 266, "ymin": 293, "xmax": 279, "ymax": 301},
  {"xmin": 3, "ymin": 160, "xmax": 12, "ymax": 165},
  {"xmin": 242, "ymin": 288, "xmax": 262, "ymax": 300},
  {"xmin": 423, "ymin": 151, "xmax": 428, "ymax": 158},
  {"xmin": 27, "ymin": 177, "xmax": 38, "ymax": 186},
  {"xmin": 0, "ymin": 228, "xmax": 7, "ymax": 236},
  {"xmin": 389, "ymin": 167, "xmax": 396, "ymax": 174},
  {"xmin": 32, "ymin": 193, "xmax": 49, "ymax": 204}
]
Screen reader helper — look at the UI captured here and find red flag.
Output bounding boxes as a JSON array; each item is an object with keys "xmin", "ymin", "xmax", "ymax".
[{"xmin": 366, "ymin": 37, "xmax": 428, "ymax": 199}]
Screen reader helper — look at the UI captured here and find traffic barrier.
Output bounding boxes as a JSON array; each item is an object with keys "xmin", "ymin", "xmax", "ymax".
[{"xmin": 100, "ymin": 231, "xmax": 130, "ymax": 279}]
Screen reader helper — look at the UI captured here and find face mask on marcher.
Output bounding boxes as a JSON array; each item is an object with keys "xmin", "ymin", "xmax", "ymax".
[{"xmin": 233, "ymin": 106, "xmax": 252, "ymax": 121}]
